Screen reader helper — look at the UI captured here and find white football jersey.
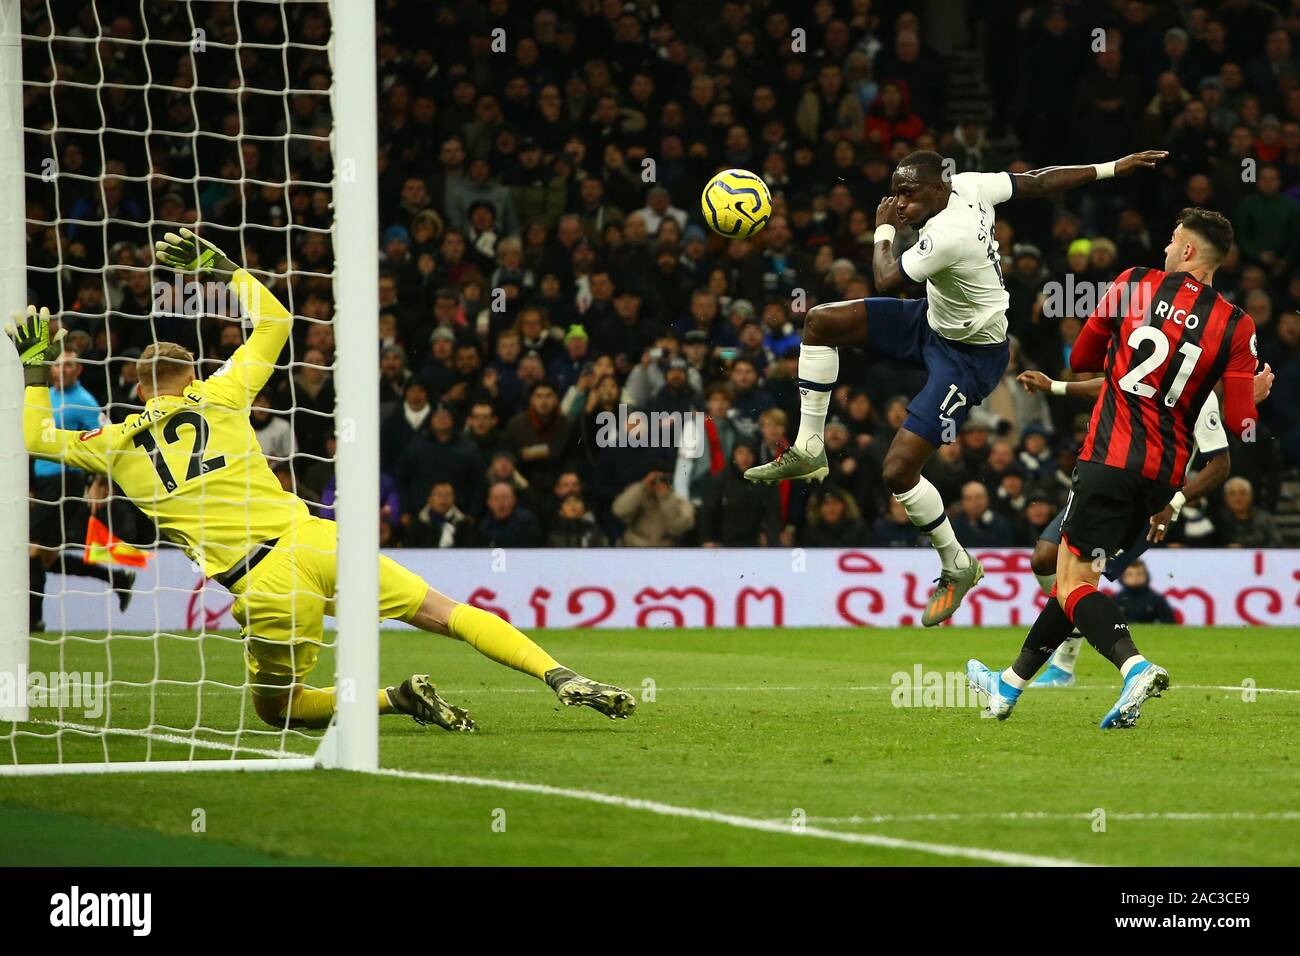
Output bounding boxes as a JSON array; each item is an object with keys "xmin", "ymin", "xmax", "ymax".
[{"xmin": 899, "ymin": 171, "xmax": 1013, "ymax": 345}]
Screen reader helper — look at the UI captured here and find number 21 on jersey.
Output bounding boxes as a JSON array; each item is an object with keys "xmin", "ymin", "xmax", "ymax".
[{"xmin": 1117, "ymin": 326, "xmax": 1203, "ymax": 407}]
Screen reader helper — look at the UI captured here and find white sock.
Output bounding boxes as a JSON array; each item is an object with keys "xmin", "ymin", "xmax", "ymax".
[
  {"xmin": 1001, "ymin": 668, "xmax": 1029, "ymax": 690},
  {"xmin": 1034, "ymin": 572, "xmax": 1056, "ymax": 597},
  {"xmin": 1120, "ymin": 655, "xmax": 1147, "ymax": 679},
  {"xmin": 1052, "ymin": 636, "xmax": 1083, "ymax": 673},
  {"xmin": 794, "ymin": 345, "xmax": 838, "ymax": 454},
  {"xmin": 893, "ymin": 477, "xmax": 968, "ymax": 572}
]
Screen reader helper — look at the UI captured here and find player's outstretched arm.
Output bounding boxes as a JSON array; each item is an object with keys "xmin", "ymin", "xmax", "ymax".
[
  {"xmin": 6, "ymin": 306, "xmax": 110, "ymax": 473},
  {"xmin": 1148, "ymin": 451, "xmax": 1231, "ymax": 543},
  {"xmin": 1017, "ymin": 370, "xmax": 1103, "ymax": 400},
  {"xmin": 1010, "ymin": 150, "xmax": 1168, "ymax": 199},
  {"xmin": 155, "ymin": 228, "xmax": 293, "ymax": 406}
]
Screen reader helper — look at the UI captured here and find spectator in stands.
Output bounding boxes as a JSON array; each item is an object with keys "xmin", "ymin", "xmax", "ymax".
[
  {"xmin": 864, "ymin": 81, "xmax": 925, "ymax": 152},
  {"xmin": 674, "ymin": 384, "xmax": 737, "ymax": 505},
  {"xmin": 612, "ymin": 470, "xmax": 695, "ymax": 547},
  {"xmin": 284, "ymin": 347, "xmax": 334, "ymax": 460},
  {"xmin": 395, "ymin": 403, "xmax": 482, "ymax": 519},
  {"xmin": 547, "ymin": 494, "xmax": 609, "ymax": 548},
  {"xmin": 950, "ymin": 481, "xmax": 1018, "ymax": 548},
  {"xmin": 540, "ymin": 471, "xmax": 586, "ymax": 533},
  {"xmin": 251, "ymin": 392, "xmax": 295, "ymax": 468},
  {"xmin": 1219, "ymin": 476, "xmax": 1282, "ymax": 548},
  {"xmin": 504, "ymin": 381, "xmax": 571, "ymax": 491},
  {"xmin": 403, "ymin": 481, "xmax": 477, "ymax": 548},
  {"xmin": 700, "ymin": 443, "xmax": 781, "ymax": 548},
  {"xmin": 803, "ymin": 487, "xmax": 871, "ymax": 547},
  {"xmin": 380, "ymin": 379, "xmax": 430, "ymax": 472},
  {"xmin": 1022, "ymin": 492, "xmax": 1058, "ymax": 542},
  {"xmin": 478, "ymin": 481, "xmax": 543, "ymax": 548},
  {"xmin": 872, "ymin": 497, "xmax": 924, "ymax": 548},
  {"xmin": 1236, "ymin": 165, "xmax": 1300, "ymax": 277},
  {"xmin": 378, "ymin": 345, "xmax": 413, "ymax": 420},
  {"xmin": 727, "ymin": 358, "xmax": 774, "ymax": 437},
  {"xmin": 1112, "ymin": 561, "xmax": 1178, "ymax": 624}
]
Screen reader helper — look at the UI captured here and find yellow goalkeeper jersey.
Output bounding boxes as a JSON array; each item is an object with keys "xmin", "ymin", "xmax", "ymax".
[{"xmin": 23, "ymin": 270, "xmax": 310, "ymax": 577}]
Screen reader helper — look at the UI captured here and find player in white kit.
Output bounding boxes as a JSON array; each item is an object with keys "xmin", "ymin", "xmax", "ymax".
[{"xmin": 746, "ymin": 148, "xmax": 1168, "ymax": 625}]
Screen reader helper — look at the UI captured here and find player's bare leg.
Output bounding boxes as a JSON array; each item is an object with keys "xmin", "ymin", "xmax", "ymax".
[
  {"xmin": 410, "ymin": 587, "xmax": 635, "ymax": 720},
  {"xmin": 745, "ymin": 299, "xmax": 867, "ymax": 483},
  {"xmin": 1057, "ymin": 544, "xmax": 1168, "ymax": 728},
  {"xmin": 884, "ymin": 428, "xmax": 982, "ymax": 625},
  {"xmin": 1029, "ymin": 538, "xmax": 1082, "ymax": 686}
]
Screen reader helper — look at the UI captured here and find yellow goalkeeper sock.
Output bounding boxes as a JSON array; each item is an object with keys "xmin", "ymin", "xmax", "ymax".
[
  {"xmin": 282, "ymin": 687, "xmax": 336, "ymax": 729},
  {"xmin": 448, "ymin": 603, "xmax": 560, "ymax": 680},
  {"xmin": 276, "ymin": 688, "xmax": 398, "ymax": 727}
]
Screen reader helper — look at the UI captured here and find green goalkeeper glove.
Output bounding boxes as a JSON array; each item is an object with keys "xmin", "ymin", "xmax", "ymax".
[
  {"xmin": 4, "ymin": 305, "xmax": 66, "ymax": 387},
  {"xmin": 154, "ymin": 227, "xmax": 239, "ymax": 280}
]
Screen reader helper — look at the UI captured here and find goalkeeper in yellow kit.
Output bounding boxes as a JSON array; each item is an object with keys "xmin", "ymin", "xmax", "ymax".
[{"xmin": 7, "ymin": 229, "xmax": 635, "ymax": 732}]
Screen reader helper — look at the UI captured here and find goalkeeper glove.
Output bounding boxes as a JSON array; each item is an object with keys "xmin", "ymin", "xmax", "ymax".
[
  {"xmin": 154, "ymin": 227, "xmax": 239, "ymax": 280},
  {"xmin": 4, "ymin": 305, "xmax": 66, "ymax": 387}
]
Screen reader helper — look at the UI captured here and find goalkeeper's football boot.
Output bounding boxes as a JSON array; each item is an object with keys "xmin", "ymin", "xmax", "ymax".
[
  {"xmin": 1098, "ymin": 661, "xmax": 1169, "ymax": 729},
  {"xmin": 743, "ymin": 444, "xmax": 830, "ymax": 484},
  {"xmin": 545, "ymin": 667, "xmax": 636, "ymax": 720},
  {"xmin": 388, "ymin": 675, "xmax": 476, "ymax": 731},
  {"xmin": 965, "ymin": 659, "xmax": 1021, "ymax": 720},
  {"xmin": 921, "ymin": 554, "xmax": 984, "ymax": 626},
  {"xmin": 1031, "ymin": 663, "xmax": 1076, "ymax": 688}
]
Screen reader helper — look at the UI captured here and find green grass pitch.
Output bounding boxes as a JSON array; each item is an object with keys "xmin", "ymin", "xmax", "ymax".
[{"xmin": 1, "ymin": 626, "xmax": 1297, "ymax": 866}]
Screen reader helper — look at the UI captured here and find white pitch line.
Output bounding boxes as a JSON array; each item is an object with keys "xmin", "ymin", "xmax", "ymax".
[
  {"xmin": 407, "ymin": 683, "xmax": 1300, "ymax": 696},
  {"xmin": 28, "ymin": 682, "xmax": 1300, "ymax": 698},
  {"xmin": 371, "ymin": 767, "xmax": 1094, "ymax": 867},
  {"xmin": 776, "ymin": 811, "xmax": 1300, "ymax": 825},
  {"xmin": 31, "ymin": 719, "xmax": 313, "ymax": 760}
]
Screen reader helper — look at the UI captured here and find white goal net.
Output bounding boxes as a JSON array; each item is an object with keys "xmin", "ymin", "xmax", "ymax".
[{"xmin": 0, "ymin": 0, "xmax": 379, "ymax": 774}]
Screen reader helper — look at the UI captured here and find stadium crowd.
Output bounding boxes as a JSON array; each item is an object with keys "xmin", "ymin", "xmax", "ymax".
[{"xmin": 20, "ymin": 0, "xmax": 1300, "ymax": 553}]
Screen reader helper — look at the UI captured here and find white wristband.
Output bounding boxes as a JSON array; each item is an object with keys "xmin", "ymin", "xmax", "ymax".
[
  {"xmin": 1050, "ymin": 379, "xmax": 1068, "ymax": 396},
  {"xmin": 1169, "ymin": 491, "xmax": 1186, "ymax": 520},
  {"xmin": 1093, "ymin": 161, "xmax": 1116, "ymax": 181},
  {"xmin": 874, "ymin": 224, "xmax": 896, "ymax": 245}
]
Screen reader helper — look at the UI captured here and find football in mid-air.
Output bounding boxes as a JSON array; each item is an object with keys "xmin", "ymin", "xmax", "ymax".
[{"xmin": 700, "ymin": 168, "xmax": 772, "ymax": 238}]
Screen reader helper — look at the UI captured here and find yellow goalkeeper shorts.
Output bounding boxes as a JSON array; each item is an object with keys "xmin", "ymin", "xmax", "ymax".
[{"xmin": 227, "ymin": 516, "xmax": 429, "ymax": 691}]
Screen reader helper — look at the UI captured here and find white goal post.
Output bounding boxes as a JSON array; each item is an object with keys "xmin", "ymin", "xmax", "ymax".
[{"xmin": 0, "ymin": 0, "xmax": 378, "ymax": 775}]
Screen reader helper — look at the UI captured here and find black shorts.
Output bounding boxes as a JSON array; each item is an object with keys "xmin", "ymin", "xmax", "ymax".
[
  {"xmin": 29, "ymin": 472, "xmax": 88, "ymax": 551},
  {"xmin": 1059, "ymin": 461, "xmax": 1175, "ymax": 562}
]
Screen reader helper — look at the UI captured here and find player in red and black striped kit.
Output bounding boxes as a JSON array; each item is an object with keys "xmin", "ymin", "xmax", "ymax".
[{"xmin": 967, "ymin": 208, "xmax": 1275, "ymax": 728}]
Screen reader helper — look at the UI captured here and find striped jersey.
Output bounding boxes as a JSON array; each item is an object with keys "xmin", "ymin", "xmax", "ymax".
[{"xmin": 1077, "ymin": 267, "xmax": 1257, "ymax": 486}]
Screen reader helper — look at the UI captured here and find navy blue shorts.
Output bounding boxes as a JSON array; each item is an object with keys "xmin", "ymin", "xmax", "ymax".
[
  {"xmin": 864, "ymin": 297, "xmax": 1010, "ymax": 446},
  {"xmin": 1038, "ymin": 509, "xmax": 1151, "ymax": 582}
]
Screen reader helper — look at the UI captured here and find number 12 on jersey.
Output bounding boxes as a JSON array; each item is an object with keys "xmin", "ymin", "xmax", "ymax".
[{"xmin": 132, "ymin": 410, "xmax": 228, "ymax": 493}]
